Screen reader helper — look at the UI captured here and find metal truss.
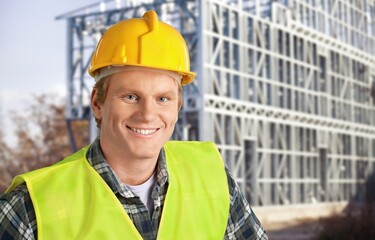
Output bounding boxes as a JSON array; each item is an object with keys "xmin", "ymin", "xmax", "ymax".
[
  {"xmin": 288, "ymin": 0, "xmax": 375, "ymax": 55},
  {"xmin": 201, "ymin": 0, "xmax": 375, "ymax": 206},
  {"xmin": 61, "ymin": 0, "xmax": 375, "ymax": 207}
]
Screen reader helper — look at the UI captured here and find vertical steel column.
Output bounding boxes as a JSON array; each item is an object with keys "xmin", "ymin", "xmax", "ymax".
[{"xmin": 198, "ymin": 0, "xmax": 206, "ymax": 141}]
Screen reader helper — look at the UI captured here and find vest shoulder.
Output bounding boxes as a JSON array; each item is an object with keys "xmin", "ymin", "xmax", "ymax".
[
  {"xmin": 165, "ymin": 141, "xmax": 217, "ymax": 150},
  {"xmin": 165, "ymin": 141, "xmax": 219, "ymax": 153},
  {"xmin": 164, "ymin": 141, "xmax": 224, "ymax": 169},
  {"xmin": 55, "ymin": 145, "xmax": 91, "ymax": 166}
]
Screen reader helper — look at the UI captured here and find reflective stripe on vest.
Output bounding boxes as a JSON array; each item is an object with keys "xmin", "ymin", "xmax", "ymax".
[{"xmin": 7, "ymin": 141, "xmax": 230, "ymax": 239}]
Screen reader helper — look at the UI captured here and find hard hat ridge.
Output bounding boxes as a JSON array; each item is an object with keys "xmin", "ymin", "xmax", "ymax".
[
  {"xmin": 143, "ymin": 10, "xmax": 159, "ymax": 32},
  {"xmin": 88, "ymin": 10, "xmax": 196, "ymax": 86}
]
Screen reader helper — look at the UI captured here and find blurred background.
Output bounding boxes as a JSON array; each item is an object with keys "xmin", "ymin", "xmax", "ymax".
[{"xmin": 1, "ymin": 0, "xmax": 375, "ymax": 239}]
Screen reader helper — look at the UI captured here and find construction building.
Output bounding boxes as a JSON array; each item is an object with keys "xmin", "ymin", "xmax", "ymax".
[{"xmin": 58, "ymin": 0, "xmax": 375, "ymax": 221}]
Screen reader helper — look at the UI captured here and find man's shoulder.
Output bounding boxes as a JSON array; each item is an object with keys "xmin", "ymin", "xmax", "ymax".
[
  {"xmin": 1, "ymin": 183, "xmax": 32, "ymax": 210},
  {"xmin": 224, "ymin": 168, "xmax": 268, "ymax": 239},
  {"xmin": 224, "ymin": 168, "xmax": 240, "ymax": 198},
  {"xmin": 0, "ymin": 184, "xmax": 37, "ymax": 238}
]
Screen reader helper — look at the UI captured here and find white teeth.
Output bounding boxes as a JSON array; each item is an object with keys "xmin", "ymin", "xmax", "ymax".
[{"xmin": 130, "ymin": 127, "xmax": 157, "ymax": 135}]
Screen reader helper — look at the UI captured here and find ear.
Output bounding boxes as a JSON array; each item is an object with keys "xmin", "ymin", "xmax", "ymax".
[{"xmin": 91, "ymin": 88, "xmax": 102, "ymax": 120}]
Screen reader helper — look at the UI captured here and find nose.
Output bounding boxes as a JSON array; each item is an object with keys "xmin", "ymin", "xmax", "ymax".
[{"xmin": 137, "ymin": 98, "xmax": 157, "ymax": 122}]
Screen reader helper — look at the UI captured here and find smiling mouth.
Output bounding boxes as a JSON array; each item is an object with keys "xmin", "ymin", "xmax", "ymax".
[{"xmin": 127, "ymin": 126, "xmax": 159, "ymax": 135}]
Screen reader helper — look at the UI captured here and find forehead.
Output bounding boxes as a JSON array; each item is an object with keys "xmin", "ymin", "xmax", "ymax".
[{"xmin": 108, "ymin": 70, "xmax": 179, "ymax": 92}]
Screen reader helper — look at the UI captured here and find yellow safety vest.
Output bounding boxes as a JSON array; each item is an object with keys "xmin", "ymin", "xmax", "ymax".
[{"xmin": 7, "ymin": 141, "xmax": 230, "ymax": 240}]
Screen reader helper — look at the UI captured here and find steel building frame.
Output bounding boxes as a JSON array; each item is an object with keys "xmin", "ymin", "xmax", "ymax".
[
  {"xmin": 201, "ymin": 0, "xmax": 375, "ymax": 205},
  {"xmin": 60, "ymin": 0, "xmax": 375, "ymax": 206}
]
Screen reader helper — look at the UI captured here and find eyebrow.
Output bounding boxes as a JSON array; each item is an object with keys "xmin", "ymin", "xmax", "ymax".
[{"xmin": 115, "ymin": 87, "xmax": 177, "ymax": 97}]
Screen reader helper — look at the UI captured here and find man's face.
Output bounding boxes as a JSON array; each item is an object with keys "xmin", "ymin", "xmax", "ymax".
[{"xmin": 92, "ymin": 70, "xmax": 179, "ymax": 160}]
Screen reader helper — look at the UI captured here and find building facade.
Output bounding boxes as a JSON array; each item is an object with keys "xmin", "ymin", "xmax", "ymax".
[{"xmin": 61, "ymin": 0, "xmax": 375, "ymax": 206}]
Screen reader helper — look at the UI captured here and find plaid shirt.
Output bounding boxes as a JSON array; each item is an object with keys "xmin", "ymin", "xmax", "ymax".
[{"xmin": 0, "ymin": 139, "xmax": 268, "ymax": 239}]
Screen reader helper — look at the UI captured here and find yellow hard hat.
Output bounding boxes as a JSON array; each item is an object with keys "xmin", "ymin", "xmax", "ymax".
[{"xmin": 88, "ymin": 10, "xmax": 196, "ymax": 85}]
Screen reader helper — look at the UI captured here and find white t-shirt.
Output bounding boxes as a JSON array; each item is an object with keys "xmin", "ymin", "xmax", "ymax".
[{"xmin": 126, "ymin": 173, "xmax": 157, "ymax": 213}]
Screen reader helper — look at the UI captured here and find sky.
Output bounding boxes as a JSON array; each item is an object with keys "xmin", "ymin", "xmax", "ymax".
[{"xmin": 0, "ymin": 0, "xmax": 100, "ymax": 146}]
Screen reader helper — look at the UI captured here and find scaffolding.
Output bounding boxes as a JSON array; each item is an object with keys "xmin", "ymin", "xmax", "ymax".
[{"xmin": 58, "ymin": 0, "xmax": 375, "ymax": 206}]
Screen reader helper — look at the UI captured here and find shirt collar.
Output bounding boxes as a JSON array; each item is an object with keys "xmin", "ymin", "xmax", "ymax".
[{"xmin": 86, "ymin": 138, "xmax": 169, "ymax": 197}]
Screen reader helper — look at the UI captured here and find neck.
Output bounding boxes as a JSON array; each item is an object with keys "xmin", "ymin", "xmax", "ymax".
[
  {"xmin": 108, "ymin": 156, "xmax": 157, "ymax": 185},
  {"xmin": 99, "ymin": 140, "xmax": 158, "ymax": 185}
]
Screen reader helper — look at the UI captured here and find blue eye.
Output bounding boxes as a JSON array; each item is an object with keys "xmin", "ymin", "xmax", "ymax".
[
  {"xmin": 123, "ymin": 95, "xmax": 138, "ymax": 101},
  {"xmin": 127, "ymin": 95, "xmax": 136, "ymax": 100},
  {"xmin": 159, "ymin": 97, "xmax": 168, "ymax": 102}
]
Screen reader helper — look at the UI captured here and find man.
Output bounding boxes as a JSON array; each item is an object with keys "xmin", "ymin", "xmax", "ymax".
[{"xmin": 0, "ymin": 10, "xmax": 268, "ymax": 239}]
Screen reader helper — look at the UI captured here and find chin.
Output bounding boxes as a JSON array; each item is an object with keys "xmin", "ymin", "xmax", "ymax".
[
  {"xmin": 134, "ymin": 151, "xmax": 160, "ymax": 159},
  {"xmin": 129, "ymin": 145, "xmax": 161, "ymax": 158}
]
